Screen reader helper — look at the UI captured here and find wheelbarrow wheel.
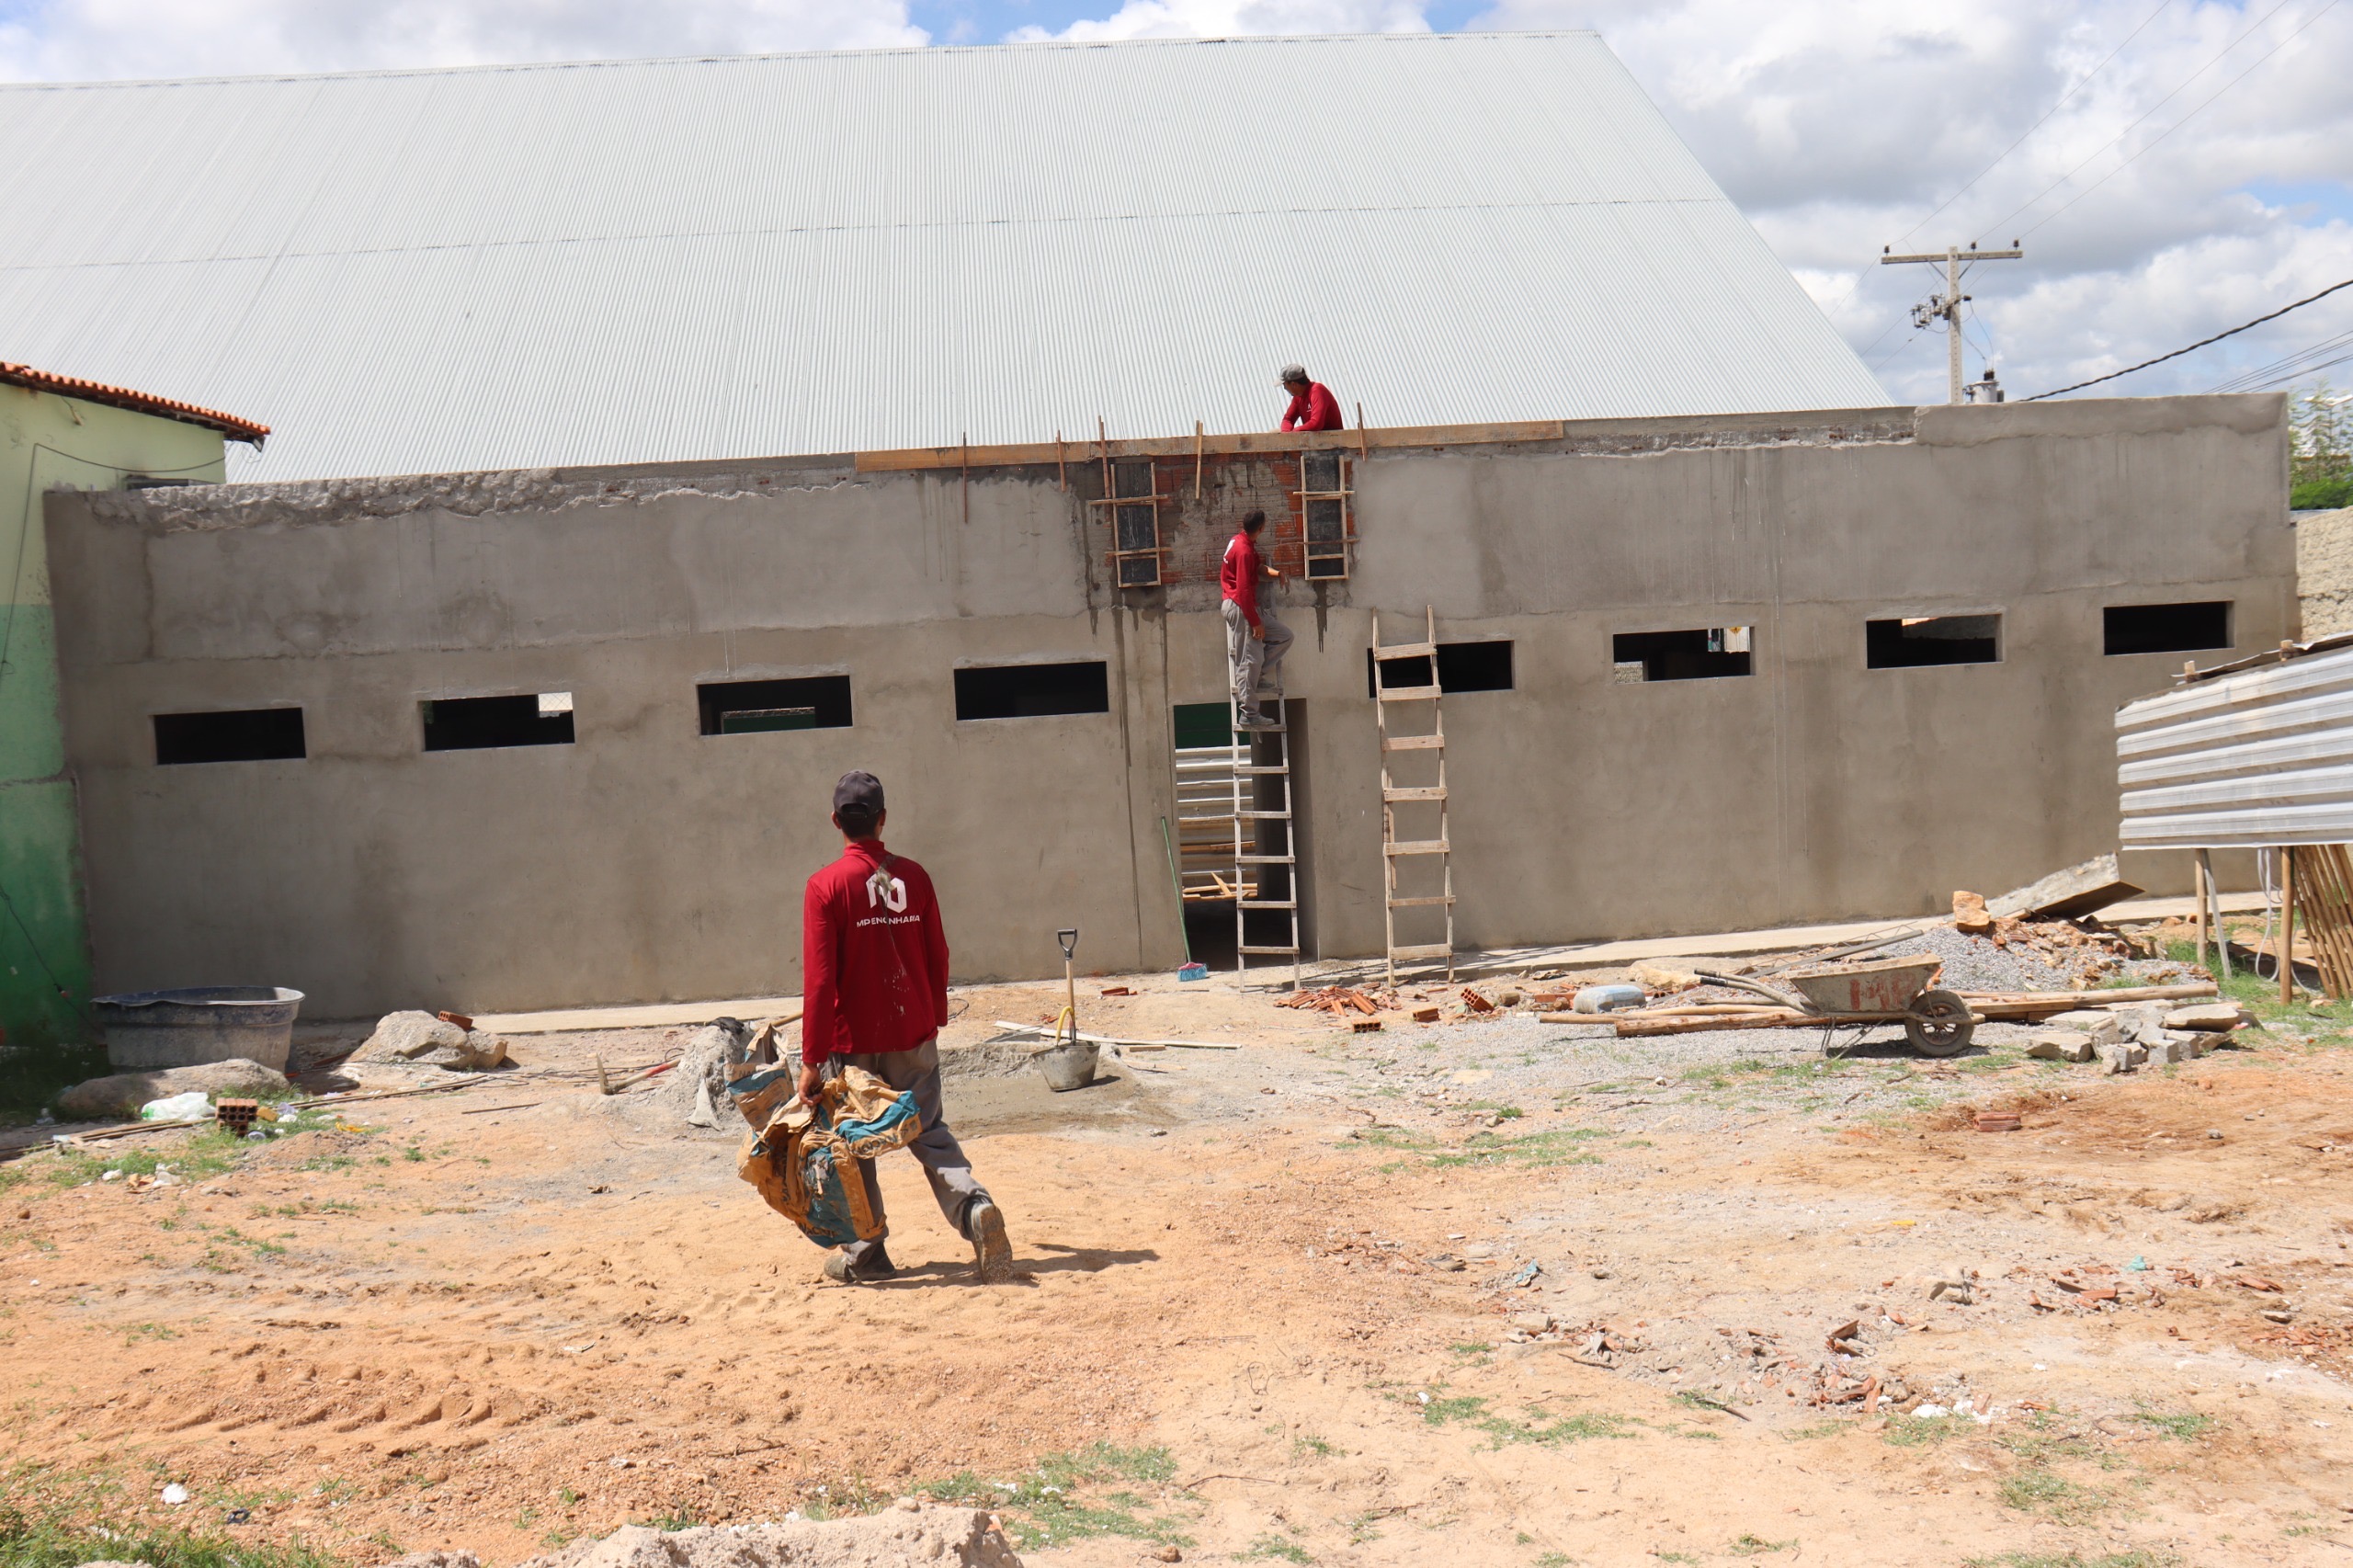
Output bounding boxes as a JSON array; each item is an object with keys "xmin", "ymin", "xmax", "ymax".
[{"xmin": 1904, "ymin": 989, "xmax": 1974, "ymax": 1057}]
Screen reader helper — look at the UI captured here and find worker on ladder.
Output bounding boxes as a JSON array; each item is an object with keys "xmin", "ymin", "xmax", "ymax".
[
  {"xmin": 1222, "ymin": 508, "xmax": 1290, "ymax": 731},
  {"xmin": 1278, "ymin": 364, "xmax": 1344, "ymax": 431}
]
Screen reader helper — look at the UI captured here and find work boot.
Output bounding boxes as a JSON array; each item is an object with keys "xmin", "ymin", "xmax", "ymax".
[
  {"xmin": 1237, "ymin": 711, "xmax": 1279, "ymax": 731},
  {"xmin": 823, "ymin": 1243, "xmax": 897, "ymax": 1283},
  {"xmin": 966, "ymin": 1199, "xmax": 1015, "ymax": 1285}
]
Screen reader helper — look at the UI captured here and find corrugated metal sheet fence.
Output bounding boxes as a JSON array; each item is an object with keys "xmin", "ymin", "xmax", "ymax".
[{"xmin": 2117, "ymin": 645, "xmax": 2353, "ymax": 851}]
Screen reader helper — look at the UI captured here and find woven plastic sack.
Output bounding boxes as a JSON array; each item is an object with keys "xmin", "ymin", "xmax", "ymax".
[{"xmin": 735, "ymin": 1065, "xmax": 921, "ymax": 1247}]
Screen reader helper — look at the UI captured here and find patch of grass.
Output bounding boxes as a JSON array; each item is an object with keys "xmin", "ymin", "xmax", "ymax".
[
  {"xmin": 1428, "ymin": 1127, "xmax": 1613, "ymax": 1169},
  {"xmin": 1420, "ymin": 1393, "xmax": 1490, "ymax": 1426},
  {"xmin": 119, "ymin": 1323, "xmax": 176, "ymax": 1345},
  {"xmin": 0, "ymin": 1461, "xmax": 349, "ymax": 1568},
  {"xmin": 1239, "ymin": 1536, "xmax": 1313, "ymax": 1563},
  {"xmin": 1996, "ymin": 1467, "xmax": 2109, "ymax": 1524},
  {"xmin": 2129, "ymin": 1408, "xmax": 2213, "ymax": 1441},
  {"xmin": 556, "ymin": 1488, "xmax": 581, "ymax": 1506},
  {"xmin": 1290, "ymin": 1435, "xmax": 1341, "ymax": 1460},
  {"xmin": 916, "ymin": 1444, "xmax": 1188, "ymax": 1551},
  {"xmin": 1730, "ymin": 1536, "xmax": 1795, "ymax": 1555},
  {"xmin": 631, "ymin": 1506, "xmax": 703, "ymax": 1530},
  {"xmin": 1415, "ymin": 1392, "xmax": 1639, "ymax": 1448},
  {"xmin": 1783, "ymin": 1419, "xmax": 1851, "ymax": 1441},
  {"xmin": 1447, "ymin": 1342, "xmax": 1494, "ymax": 1359}
]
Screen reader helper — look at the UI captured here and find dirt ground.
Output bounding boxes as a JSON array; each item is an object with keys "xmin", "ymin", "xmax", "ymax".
[{"xmin": 6, "ymin": 967, "xmax": 2353, "ymax": 1567}]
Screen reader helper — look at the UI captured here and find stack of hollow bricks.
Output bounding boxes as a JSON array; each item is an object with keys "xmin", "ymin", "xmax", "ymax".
[{"xmin": 1093, "ymin": 452, "xmax": 1312, "ymax": 585}]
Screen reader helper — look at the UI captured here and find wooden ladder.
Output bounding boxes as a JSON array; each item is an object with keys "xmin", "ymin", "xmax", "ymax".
[
  {"xmin": 1375, "ymin": 607, "xmax": 1455, "ymax": 985},
  {"xmin": 1228, "ymin": 694, "xmax": 1302, "ymax": 990}
]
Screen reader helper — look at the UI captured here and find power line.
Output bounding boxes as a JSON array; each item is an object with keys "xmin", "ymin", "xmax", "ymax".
[
  {"xmin": 1984, "ymin": 0, "xmax": 2314, "ymax": 240},
  {"xmin": 2025, "ymin": 276, "xmax": 2353, "ymax": 400},
  {"xmin": 2016, "ymin": 0, "xmax": 2342, "ymax": 241},
  {"xmin": 2208, "ymin": 324, "xmax": 2353, "ymax": 392}
]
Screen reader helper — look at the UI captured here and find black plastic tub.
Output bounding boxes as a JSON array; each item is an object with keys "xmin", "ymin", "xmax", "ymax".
[{"xmin": 92, "ymin": 987, "xmax": 303, "ymax": 1072}]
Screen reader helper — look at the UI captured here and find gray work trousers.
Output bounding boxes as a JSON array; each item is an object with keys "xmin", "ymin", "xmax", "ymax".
[
  {"xmin": 823, "ymin": 1039, "xmax": 990, "ymax": 1265},
  {"xmin": 1222, "ymin": 597, "xmax": 1293, "ymax": 720}
]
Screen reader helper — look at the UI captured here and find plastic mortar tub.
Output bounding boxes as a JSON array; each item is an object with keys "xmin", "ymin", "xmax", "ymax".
[{"xmin": 92, "ymin": 987, "xmax": 304, "ymax": 1072}]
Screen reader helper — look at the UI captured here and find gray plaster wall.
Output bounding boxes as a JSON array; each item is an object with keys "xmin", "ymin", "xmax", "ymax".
[{"xmin": 47, "ymin": 394, "xmax": 2289, "ymax": 1016}]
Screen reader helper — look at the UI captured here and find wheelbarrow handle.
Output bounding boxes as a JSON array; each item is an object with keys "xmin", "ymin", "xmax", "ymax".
[{"xmin": 1693, "ymin": 971, "xmax": 1807, "ymax": 1009}]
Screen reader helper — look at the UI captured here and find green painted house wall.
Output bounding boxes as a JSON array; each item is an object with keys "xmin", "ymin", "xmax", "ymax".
[{"xmin": 1, "ymin": 383, "xmax": 226, "ymax": 1053}]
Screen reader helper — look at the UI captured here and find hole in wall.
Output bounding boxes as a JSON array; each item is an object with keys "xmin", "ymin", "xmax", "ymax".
[
  {"xmin": 153, "ymin": 708, "xmax": 305, "ymax": 765},
  {"xmin": 1866, "ymin": 615, "xmax": 2000, "ymax": 669},
  {"xmin": 699, "ymin": 676, "xmax": 853, "ymax": 735},
  {"xmin": 421, "ymin": 693, "xmax": 576, "ymax": 751},
  {"xmin": 1366, "ymin": 641, "xmax": 1516, "ymax": 697},
  {"xmin": 1611, "ymin": 628, "xmax": 1753, "ymax": 683},
  {"xmin": 953, "ymin": 661, "xmax": 1110, "ymax": 721},
  {"xmin": 2103, "ymin": 600, "xmax": 2231, "ymax": 657}
]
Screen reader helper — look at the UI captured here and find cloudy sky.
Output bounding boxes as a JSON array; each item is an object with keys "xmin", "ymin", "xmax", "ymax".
[{"xmin": 2, "ymin": 0, "xmax": 2347, "ymax": 406}]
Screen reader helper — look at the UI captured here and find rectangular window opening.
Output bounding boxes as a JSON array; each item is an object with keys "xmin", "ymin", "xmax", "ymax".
[
  {"xmin": 1366, "ymin": 641, "xmax": 1516, "ymax": 697},
  {"xmin": 153, "ymin": 707, "xmax": 305, "ymax": 765},
  {"xmin": 954, "ymin": 661, "xmax": 1110, "ymax": 721},
  {"xmin": 421, "ymin": 693, "xmax": 576, "ymax": 752},
  {"xmin": 1866, "ymin": 614, "xmax": 2000, "ymax": 669},
  {"xmin": 1611, "ymin": 628, "xmax": 1753, "ymax": 684},
  {"xmin": 2103, "ymin": 600, "xmax": 2231, "ymax": 657},
  {"xmin": 1173, "ymin": 701, "xmax": 1239, "ymax": 748},
  {"xmin": 699, "ymin": 676, "xmax": 853, "ymax": 736}
]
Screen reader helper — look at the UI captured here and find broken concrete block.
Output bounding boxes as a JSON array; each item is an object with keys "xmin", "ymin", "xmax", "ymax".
[
  {"xmin": 2026, "ymin": 1030, "xmax": 2096, "ymax": 1062},
  {"xmin": 1927, "ymin": 1278, "xmax": 1976, "ymax": 1304},
  {"xmin": 1951, "ymin": 891, "xmax": 1994, "ymax": 934},
  {"xmin": 2164, "ymin": 1003, "xmax": 2254, "ymax": 1032},
  {"xmin": 352, "ymin": 1012, "xmax": 506, "ymax": 1071},
  {"xmin": 2099, "ymin": 1041, "xmax": 2144, "ymax": 1074},
  {"xmin": 2042, "ymin": 1009, "xmax": 2125, "ymax": 1045},
  {"xmin": 55, "ymin": 1058, "xmax": 290, "ymax": 1119},
  {"xmin": 1986, "ymin": 852, "xmax": 2144, "ymax": 921}
]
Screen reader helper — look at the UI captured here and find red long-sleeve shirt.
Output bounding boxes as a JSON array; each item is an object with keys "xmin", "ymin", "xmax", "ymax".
[
  {"xmin": 800, "ymin": 839, "xmax": 949, "ymax": 1066},
  {"xmin": 1280, "ymin": 381, "xmax": 1344, "ymax": 431},
  {"xmin": 1221, "ymin": 528, "xmax": 1265, "ymax": 631}
]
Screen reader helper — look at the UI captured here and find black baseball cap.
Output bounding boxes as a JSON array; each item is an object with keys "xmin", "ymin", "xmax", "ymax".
[{"xmin": 833, "ymin": 770, "xmax": 885, "ymax": 823}]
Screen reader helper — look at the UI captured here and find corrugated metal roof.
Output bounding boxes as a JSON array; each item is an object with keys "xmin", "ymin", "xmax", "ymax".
[
  {"xmin": 0, "ymin": 32, "xmax": 1888, "ymax": 483},
  {"xmin": 2117, "ymin": 644, "xmax": 2353, "ymax": 849}
]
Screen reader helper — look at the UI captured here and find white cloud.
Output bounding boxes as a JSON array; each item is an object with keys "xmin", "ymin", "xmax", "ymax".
[
  {"xmin": 1480, "ymin": 0, "xmax": 2353, "ymax": 401},
  {"xmin": 0, "ymin": 0, "xmax": 925, "ymax": 81},
  {"xmin": 1007, "ymin": 0, "xmax": 1429, "ymax": 41}
]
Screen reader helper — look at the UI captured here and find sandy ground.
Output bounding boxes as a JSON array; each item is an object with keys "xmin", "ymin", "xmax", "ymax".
[{"xmin": 6, "ymin": 968, "xmax": 2353, "ymax": 1567}]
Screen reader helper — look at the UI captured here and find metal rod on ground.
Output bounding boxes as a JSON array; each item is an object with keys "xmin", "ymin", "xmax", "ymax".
[{"xmin": 991, "ymin": 1020, "xmax": 1241, "ymax": 1051}]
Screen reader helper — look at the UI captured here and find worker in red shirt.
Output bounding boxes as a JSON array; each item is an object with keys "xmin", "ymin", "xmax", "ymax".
[
  {"xmin": 799, "ymin": 770, "xmax": 1013, "ymax": 1285},
  {"xmin": 1221, "ymin": 509, "xmax": 1291, "ymax": 730},
  {"xmin": 1279, "ymin": 364, "xmax": 1343, "ymax": 431}
]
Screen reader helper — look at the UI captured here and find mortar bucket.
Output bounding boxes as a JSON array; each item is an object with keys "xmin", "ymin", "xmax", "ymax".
[{"xmin": 1034, "ymin": 1038, "xmax": 1100, "ymax": 1093}]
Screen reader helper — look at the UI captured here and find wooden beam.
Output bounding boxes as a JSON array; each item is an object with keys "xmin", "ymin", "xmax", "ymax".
[{"xmin": 854, "ymin": 417, "xmax": 1571, "ymax": 473}]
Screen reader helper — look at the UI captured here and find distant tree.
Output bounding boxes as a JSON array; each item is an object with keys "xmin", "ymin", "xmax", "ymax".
[{"xmin": 2292, "ymin": 381, "xmax": 2352, "ymax": 508}]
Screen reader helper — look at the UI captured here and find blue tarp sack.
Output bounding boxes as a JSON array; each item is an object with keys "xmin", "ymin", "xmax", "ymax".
[{"xmin": 722, "ymin": 1016, "xmax": 921, "ymax": 1247}]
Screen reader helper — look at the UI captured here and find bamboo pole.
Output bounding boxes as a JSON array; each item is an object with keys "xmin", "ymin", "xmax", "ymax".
[{"xmin": 1195, "ymin": 419, "xmax": 1205, "ymax": 499}]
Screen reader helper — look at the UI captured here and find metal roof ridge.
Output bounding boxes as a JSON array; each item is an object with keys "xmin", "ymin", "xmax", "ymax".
[{"xmin": 0, "ymin": 28, "xmax": 1604, "ymax": 93}]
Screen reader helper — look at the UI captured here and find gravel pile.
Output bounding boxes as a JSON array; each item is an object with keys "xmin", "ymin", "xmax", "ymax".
[{"xmin": 1869, "ymin": 923, "xmax": 2076, "ymax": 994}]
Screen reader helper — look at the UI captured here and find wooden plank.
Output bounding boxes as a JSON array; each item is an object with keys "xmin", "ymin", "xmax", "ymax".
[
  {"xmin": 1384, "ymin": 839, "xmax": 1450, "ymax": 857},
  {"xmin": 1386, "ymin": 894, "xmax": 1457, "ymax": 908},
  {"xmin": 1382, "ymin": 734, "xmax": 1445, "ymax": 751},
  {"xmin": 1383, "ymin": 787, "xmax": 1449, "ymax": 802},
  {"xmin": 854, "ymin": 417, "xmax": 1570, "ymax": 473},
  {"xmin": 1376, "ymin": 686, "xmax": 1442, "ymax": 702},
  {"xmin": 1388, "ymin": 943, "xmax": 1455, "ymax": 960}
]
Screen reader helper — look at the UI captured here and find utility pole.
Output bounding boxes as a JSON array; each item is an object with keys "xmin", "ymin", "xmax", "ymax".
[{"xmin": 1881, "ymin": 242, "xmax": 2023, "ymax": 403}]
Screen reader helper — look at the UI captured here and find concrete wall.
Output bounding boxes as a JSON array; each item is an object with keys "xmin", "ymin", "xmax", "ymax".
[
  {"xmin": 46, "ymin": 395, "xmax": 2290, "ymax": 1017},
  {"xmin": 2, "ymin": 384, "xmax": 224, "ymax": 1050}
]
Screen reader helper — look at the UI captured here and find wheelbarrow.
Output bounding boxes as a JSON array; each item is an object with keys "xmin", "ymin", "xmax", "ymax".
[{"xmin": 1694, "ymin": 955, "xmax": 1977, "ymax": 1057}]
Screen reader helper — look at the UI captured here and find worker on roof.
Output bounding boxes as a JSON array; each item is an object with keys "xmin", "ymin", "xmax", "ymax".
[
  {"xmin": 800, "ymin": 770, "xmax": 1015, "ymax": 1286},
  {"xmin": 1222, "ymin": 509, "xmax": 1291, "ymax": 731},
  {"xmin": 1278, "ymin": 364, "xmax": 1344, "ymax": 432}
]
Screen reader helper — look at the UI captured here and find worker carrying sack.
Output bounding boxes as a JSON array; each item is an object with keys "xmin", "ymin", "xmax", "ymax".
[{"xmin": 722, "ymin": 1017, "xmax": 921, "ymax": 1247}]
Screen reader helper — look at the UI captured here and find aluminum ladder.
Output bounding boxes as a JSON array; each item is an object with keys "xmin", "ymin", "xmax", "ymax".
[
  {"xmin": 1226, "ymin": 694, "xmax": 1302, "ymax": 990},
  {"xmin": 1374, "ymin": 607, "xmax": 1455, "ymax": 984}
]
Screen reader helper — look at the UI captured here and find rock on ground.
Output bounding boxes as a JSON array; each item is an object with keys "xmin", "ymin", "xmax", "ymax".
[
  {"xmin": 503, "ymin": 1506, "xmax": 1020, "ymax": 1568},
  {"xmin": 55, "ymin": 1059, "xmax": 288, "ymax": 1119},
  {"xmin": 352, "ymin": 1011, "xmax": 507, "ymax": 1071}
]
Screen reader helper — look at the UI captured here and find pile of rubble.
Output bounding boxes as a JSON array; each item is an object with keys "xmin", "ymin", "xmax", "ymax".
[
  {"xmin": 2022, "ymin": 999, "xmax": 2252, "ymax": 1072},
  {"xmin": 383, "ymin": 1504, "xmax": 1022, "ymax": 1568}
]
